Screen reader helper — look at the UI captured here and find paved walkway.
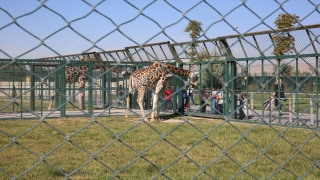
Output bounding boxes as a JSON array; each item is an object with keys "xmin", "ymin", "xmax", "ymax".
[
  {"xmin": 1, "ymin": 105, "xmax": 319, "ymax": 127},
  {"xmin": 185, "ymin": 104, "xmax": 319, "ymax": 127}
]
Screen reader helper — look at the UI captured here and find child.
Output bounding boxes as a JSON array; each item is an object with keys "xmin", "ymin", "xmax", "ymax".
[
  {"xmin": 242, "ymin": 93, "xmax": 251, "ymax": 119},
  {"xmin": 200, "ymin": 89, "xmax": 209, "ymax": 113}
]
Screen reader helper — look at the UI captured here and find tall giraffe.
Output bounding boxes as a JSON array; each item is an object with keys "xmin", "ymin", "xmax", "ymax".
[
  {"xmin": 125, "ymin": 62, "xmax": 199, "ymax": 122},
  {"xmin": 48, "ymin": 58, "xmax": 128, "ymax": 110}
]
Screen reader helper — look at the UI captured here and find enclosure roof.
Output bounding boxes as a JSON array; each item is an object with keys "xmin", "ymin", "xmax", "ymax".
[{"xmin": 39, "ymin": 24, "xmax": 320, "ymax": 63}]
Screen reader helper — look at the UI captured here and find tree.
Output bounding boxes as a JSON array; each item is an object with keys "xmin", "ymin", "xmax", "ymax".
[
  {"xmin": 272, "ymin": 13, "xmax": 300, "ymax": 60},
  {"xmin": 197, "ymin": 48, "xmax": 223, "ymax": 88},
  {"xmin": 184, "ymin": 20, "xmax": 203, "ymax": 62},
  {"xmin": 272, "ymin": 63, "xmax": 294, "ymax": 76}
]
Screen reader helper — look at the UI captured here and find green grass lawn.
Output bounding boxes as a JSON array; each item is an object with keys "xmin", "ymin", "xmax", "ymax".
[
  {"xmin": 0, "ymin": 99, "xmax": 86, "ymax": 112},
  {"xmin": 1, "ymin": 116, "xmax": 319, "ymax": 179}
]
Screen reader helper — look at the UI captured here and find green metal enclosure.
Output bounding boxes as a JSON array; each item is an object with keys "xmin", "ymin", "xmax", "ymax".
[{"xmin": 1, "ymin": 24, "xmax": 319, "ymax": 127}]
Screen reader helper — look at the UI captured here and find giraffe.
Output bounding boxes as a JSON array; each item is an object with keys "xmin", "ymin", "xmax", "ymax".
[
  {"xmin": 47, "ymin": 58, "xmax": 128, "ymax": 110},
  {"xmin": 125, "ymin": 62, "xmax": 199, "ymax": 122}
]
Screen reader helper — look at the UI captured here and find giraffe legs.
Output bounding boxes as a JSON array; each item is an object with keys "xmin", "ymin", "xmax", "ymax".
[
  {"xmin": 48, "ymin": 91, "xmax": 55, "ymax": 110},
  {"xmin": 78, "ymin": 87, "xmax": 85, "ymax": 110},
  {"xmin": 137, "ymin": 87, "xmax": 148, "ymax": 122},
  {"xmin": 151, "ymin": 93, "xmax": 159, "ymax": 121},
  {"xmin": 48, "ymin": 88, "xmax": 83, "ymax": 110},
  {"xmin": 151, "ymin": 81, "xmax": 164, "ymax": 121},
  {"xmin": 125, "ymin": 86, "xmax": 148, "ymax": 122},
  {"xmin": 125, "ymin": 93, "xmax": 131, "ymax": 120}
]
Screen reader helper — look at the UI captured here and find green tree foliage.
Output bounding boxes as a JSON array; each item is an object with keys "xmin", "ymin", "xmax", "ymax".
[
  {"xmin": 274, "ymin": 13, "xmax": 300, "ymax": 29},
  {"xmin": 272, "ymin": 13, "xmax": 300, "ymax": 60},
  {"xmin": 184, "ymin": 20, "xmax": 203, "ymax": 61},
  {"xmin": 272, "ymin": 63, "xmax": 294, "ymax": 76},
  {"xmin": 184, "ymin": 20, "xmax": 224, "ymax": 88},
  {"xmin": 197, "ymin": 48, "xmax": 223, "ymax": 88}
]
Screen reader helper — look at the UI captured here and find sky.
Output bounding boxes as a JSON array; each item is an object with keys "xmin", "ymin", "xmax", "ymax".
[{"xmin": 0, "ymin": 0, "xmax": 319, "ymax": 59}]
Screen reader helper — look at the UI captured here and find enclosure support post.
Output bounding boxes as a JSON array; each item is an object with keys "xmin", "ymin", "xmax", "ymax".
[
  {"xmin": 102, "ymin": 68, "xmax": 106, "ymax": 109},
  {"xmin": 225, "ymin": 62, "xmax": 229, "ymax": 118},
  {"xmin": 315, "ymin": 56, "xmax": 319, "ymax": 127},
  {"xmin": 60, "ymin": 61, "xmax": 66, "ymax": 117},
  {"xmin": 177, "ymin": 62, "xmax": 184, "ymax": 114},
  {"xmin": 107, "ymin": 68, "xmax": 111, "ymax": 113},
  {"xmin": 295, "ymin": 58, "xmax": 299, "ymax": 126},
  {"xmin": 30, "ymin": 64, "xmax": 35, "ymax": 112},
  {"xmin": 54, "ymin": 65, "xmax": 60, "ymax": 111},
  {"xmin": 88, "ymin": 62, "xmax": 93, "ymax": 116},
  {"xmin": 230, "ymin": 59, "xmax": 237, "ymax": 119}
]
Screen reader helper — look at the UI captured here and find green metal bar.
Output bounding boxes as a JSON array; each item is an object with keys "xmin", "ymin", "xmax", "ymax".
[
  {"xmin": 225, "ymin": 53, "xmax": 320, "ymax": 62},
  {"xmin": 60, "ymin": 60, "xmax": 66, "ymax": 118},
  {"xmin": 19, "ymin": 62, "xmax": 22, "ymax": 115},
  {"xmin": 224, "ymin": 62, "xmax": 229, "ymax": 118},
  {"xmin": 125, "ymin": 49, "xmax": 135, "ymax": 62},
  {"xmin": 107, "ymin": 68, "xmax": 111, "ymax": 114},
  {"xmin": 295, "ymin": 58, "xmax": 299, "ymax": 126},
  {"xmin": 88, "ymin": 62, "xmax": 93, "ymax": 116},
  {"xmin": 245, "ymin": 59, "xmax": 249, "ymax": 118},
  {"xmin": 177, "ymin": 62, "xmax": 184, "ymax": 114},
  {"xmin": 54, "ymin": 65, "xmax": 60, "ymax": 111},
  {"xmin": 316, "ymin": 56, "xmax": 319, "ymax": 127},
  {"xmin": 11, "ymin": 64, "xmax": 15, "ymax": 112},
  {"xmin": 261, "ymin": 59, "xmax": 267, "ymax": 122},
  {"xmin": 168, "ymin": 43, "xmax": 182, "ymax": 63},
  {"xmin": 102, "ymin": 68, "xmax": 106, "ymax": 110},
  {"xmin": 230, "ymin": 59, "xmax": 236, "ymax": 119},
  {"xmin": 40, "ymin": 64, "xmax": 43, "ymax": 116},
  {"xmin": 277, "ymin": 60, "xmax": 281, "ymax": 123},
  {"xmin": 131, "ymin": 66, "xmax": 137, "ymax": 109},
  {"xmin": 30, "ymin": 64, "xmax": 35, "ymax": 112},
  {"xmin": 173, "ymin": 75, "xmax": 177, "ymax": 112}
]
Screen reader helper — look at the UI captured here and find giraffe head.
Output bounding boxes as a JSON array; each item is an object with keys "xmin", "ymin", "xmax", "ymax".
[{"xmin": 188, "ymin": 70, "xmax": 199, "ymax": 87}]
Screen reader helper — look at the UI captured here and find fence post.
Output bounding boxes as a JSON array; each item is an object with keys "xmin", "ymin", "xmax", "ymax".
[
  {"xmin": 269, "ymin": 98, "xmax": 272, "ymax": 123},
  {"xmin": 88, "ymin": 61, "xmax": 93, "ymax": 116},
  {"xmin": 30, "ymin": 64, "xmax": 35, "ymax": 111},
  {"xmin": 289, "ymin": 98, "xmax": 292, "ymax": 123},
  {"xmin": 60, "ymin": 60, "xmax": 66, "ymax": 117}
]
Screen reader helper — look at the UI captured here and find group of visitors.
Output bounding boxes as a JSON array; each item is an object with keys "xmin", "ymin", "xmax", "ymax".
[
  {"xmin": 198, "ymin": 85, "xmax": 247, "ymax": 118},
  {"xmin": 117, "ymin": 76, "xmax": 285, "ymax": 119},
  {"xmin": 198, "ymin": 86, "xmax": 224, "ymax": 114}
]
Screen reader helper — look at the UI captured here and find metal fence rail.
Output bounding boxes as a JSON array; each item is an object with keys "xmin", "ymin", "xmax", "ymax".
[{"xmin": 0, "ymin": 0, "xmax": 320, "ymax": 179}]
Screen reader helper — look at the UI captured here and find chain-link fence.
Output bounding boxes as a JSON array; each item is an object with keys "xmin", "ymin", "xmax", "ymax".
[{"xmin": 1, "ymin": 0, "xmax": 320, "ymax": 179}]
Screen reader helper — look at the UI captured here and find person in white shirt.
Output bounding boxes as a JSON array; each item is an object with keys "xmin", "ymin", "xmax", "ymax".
[
  {"xmin": 211, "ymin": 86, "xmax": 217, "ymax": 114},
  {"xmin": 188, "ymin": 85, "xmax": 195, "ymax": 105},
  {"xmin": 216, "ymin": 86, "xmax": 224, "ymax": 115}
]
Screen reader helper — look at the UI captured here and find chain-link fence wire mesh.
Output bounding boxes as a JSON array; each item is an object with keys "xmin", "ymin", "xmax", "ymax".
[{"xmin": 1, "ymin": 0, "xmax": 320, "ymax": 179}]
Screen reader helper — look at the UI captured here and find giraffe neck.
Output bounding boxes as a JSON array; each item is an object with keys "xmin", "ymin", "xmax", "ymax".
[{"xmin": 165, "ymin": 64, "xmax": 190, "ymax": 76}]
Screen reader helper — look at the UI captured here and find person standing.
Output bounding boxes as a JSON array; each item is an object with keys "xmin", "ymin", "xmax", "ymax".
[
  {"xmin": 236, "ymin": 88, "xmax": 246, "ymax": 119},
  {"xmin": 164, "ymin": 86, "xmax": 173, "ymax": 112},
  {"xmin": 188, "ymin": 85, "xmax": 195, "ymax": 105},
  {"xmin": 242, "ymin": 93, "xmax": 250, "ymax": 119},
  {"xmin": 200, "ymin": 89, "xmax": 209, "ymax": 113},
  {"xmin": 216, "ymin": 86, "xmax": 224, "ymax": 115},
  {"xmin": 117, "ymin": 84, "xmax": 124, "ymax": 107},
  {"xmin": 273, "ymin": 78, "xmax": 285, "ymax": 112},
  {"xmin": 211, "ymin": 86, "xmax": 217, "ymax": 114},
  {"xmin": 183, "ymin": 88, "xmax": 188, "ymax": 109}
]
